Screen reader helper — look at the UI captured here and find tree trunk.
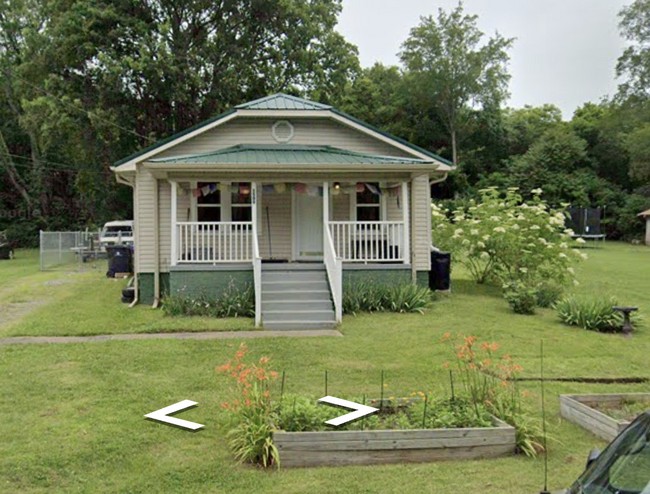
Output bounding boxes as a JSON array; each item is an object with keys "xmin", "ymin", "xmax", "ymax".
[
  {"xmin": 0, "ymin": 129, "xmax": 32, "ymax": 208},
  {"xmin": 451, "ymin": 128, "xmax": 458, "ymax": 167}
]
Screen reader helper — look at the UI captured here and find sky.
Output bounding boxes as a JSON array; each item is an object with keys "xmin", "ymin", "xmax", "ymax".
[{"xmin": 337, "ymin": 0, "xmax": 631, "ymax": 119}]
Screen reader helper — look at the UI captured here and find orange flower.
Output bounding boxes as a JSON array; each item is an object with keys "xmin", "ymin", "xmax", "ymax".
[
  {"xmin": 259, "ymin": 356, "xmax": 271, "ymax": 365},
  {"xmin": 442, "ymin": 362, "xmax": 450, "ymax": 368},
  {"xmin": 500, "ymin": 380, "xmax": 508, "ymax": 387},
  {"xmin": 481, "ymin": 342, "xmax": 490, "ymax": 351},
  {"xmin": 263, "ymin": 390, "xmax": 270, "ymax": 398},
  {"xmin": 490, "ymin": 343, "xmax": 500, "ymax": 352},
  {"xmin": 440, "ymin": 332, "xmax": 451, "ymax": 342},
  {"xmin": 215, "ymin": 362, "xmax": 231, "ymax": 373}
]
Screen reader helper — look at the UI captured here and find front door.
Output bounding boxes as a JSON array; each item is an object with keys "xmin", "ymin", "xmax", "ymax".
[{"xmin": 293, "ymin": 190, "xmax": 323, "ymax": 260}]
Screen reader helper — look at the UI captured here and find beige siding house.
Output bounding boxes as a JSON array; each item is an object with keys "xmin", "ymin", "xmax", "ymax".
[{"xmin": 112, "ymin": 94, "xmax": 451, "ymax": 329}]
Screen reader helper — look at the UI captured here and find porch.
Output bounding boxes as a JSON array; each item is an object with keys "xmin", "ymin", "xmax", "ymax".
[{"xmin": 168, "ymin": 180, "xmax": 412, "ymax": 328}]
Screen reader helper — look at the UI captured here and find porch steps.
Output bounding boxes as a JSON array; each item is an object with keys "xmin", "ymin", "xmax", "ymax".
[{"xmin": 261, "ymin": 264, "xmax": 336, "ymax": 330}]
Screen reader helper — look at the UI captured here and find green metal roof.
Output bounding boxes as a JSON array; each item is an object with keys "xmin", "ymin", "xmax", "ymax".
[
  {"xmin": 113, "ymin": 93, "xmax": 453, "ymax": 168},
  {"xmin": 235, "ymin": 93, "xmax": 332, "ymax": 111},
  {"xmin": 149, "ymin": 145, "xmax": 434, "ymax": 166}
]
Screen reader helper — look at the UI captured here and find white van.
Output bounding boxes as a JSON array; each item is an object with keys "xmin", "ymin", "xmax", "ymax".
[{"xmin": 100, "ymin": 221, "xmax": 134, "ymax": 249}]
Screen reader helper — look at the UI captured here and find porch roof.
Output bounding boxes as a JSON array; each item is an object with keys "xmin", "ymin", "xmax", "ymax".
[{"xmin": 148, "ymin": 145, "xmax": 436, "ymax": 166}]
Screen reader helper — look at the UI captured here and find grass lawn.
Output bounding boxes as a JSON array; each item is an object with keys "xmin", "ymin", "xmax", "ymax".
[
  {"xmin": 1, "ymin": 242, "xmax": 650, "ymax": 493},
  {"xmin": 0, "ymin": 250, "xmax": 255, "ymax": 337}
]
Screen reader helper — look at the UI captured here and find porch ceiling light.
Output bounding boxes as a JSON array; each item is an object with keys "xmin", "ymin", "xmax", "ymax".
[{"xmin": 333, "ymin": 182, "xmax": 341, "ymax": 190}]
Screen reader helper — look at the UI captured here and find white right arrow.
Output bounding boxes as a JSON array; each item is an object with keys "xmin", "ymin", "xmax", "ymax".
[{"xmin": 318, "ymin": 396, "xmax": 379, "ymax": 427}]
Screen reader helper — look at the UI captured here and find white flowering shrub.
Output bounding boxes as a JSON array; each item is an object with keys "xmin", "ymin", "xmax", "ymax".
[{"xmin": 432, "ymin": 188, "xmax": 586, "ymax": 288}]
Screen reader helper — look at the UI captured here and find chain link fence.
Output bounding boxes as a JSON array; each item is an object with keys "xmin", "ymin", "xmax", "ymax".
[{"xmin": 39, "ymin": 230, "xmax": 106, "ymax": 271}]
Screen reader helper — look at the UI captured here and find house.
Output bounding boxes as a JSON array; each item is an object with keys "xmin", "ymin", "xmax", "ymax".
[
  {"xmin": 111, "ymin": 94, "xmax": 451, "ymax": 329},
  {"xmin": 639, "ymin": 209, "xmax": 650, "ymax": 246}
]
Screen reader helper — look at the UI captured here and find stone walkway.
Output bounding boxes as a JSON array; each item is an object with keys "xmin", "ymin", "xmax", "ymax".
[{"xmin": 0, "ymin": 329, "xmax": 343, "ymax": 345}]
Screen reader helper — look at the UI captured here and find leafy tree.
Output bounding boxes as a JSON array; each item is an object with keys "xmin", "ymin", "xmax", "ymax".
[
  {"xmin": 617, "ymin": 0, "xmax": 650, "ymax": 100},
  {"xmin": 503, "ymin": 104, "xmax": 563, "ymax": 156},
  {"xmin": 399, "ymin": 2, "xmax": 513, "ymax": 166}
]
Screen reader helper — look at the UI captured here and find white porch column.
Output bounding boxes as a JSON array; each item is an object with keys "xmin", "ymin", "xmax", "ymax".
[
  {"xmin": 170, "ymin": 181, "xmax": 177, "ymax": 266},
  {"xmin": 251, "ymin": 182, "xmax": 258, "ymax": 234},
  {"xmin": 323, "ymin": 181, "xmax": 330, "ymax": 235},
  {"xmin": 402, "ymin": 181, "xmax": 410, "ymax": 265}
]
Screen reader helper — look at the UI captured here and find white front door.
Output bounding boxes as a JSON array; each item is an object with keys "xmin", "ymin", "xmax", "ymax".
[{"xmin": 293, "ymin": 190, "xmax": 323, "ymax": 260}]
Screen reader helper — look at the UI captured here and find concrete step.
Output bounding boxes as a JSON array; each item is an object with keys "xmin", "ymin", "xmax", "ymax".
[
  {"xmin": 262, "ymin": 300, "xmax": 333, "ymax": 311},
  {"xmin": 262, "ymin": 271, "xmax": 327, "ymax": 282},
  {"xmin": 263, "ymin": 320, "xmax": 337, "ymax": 330},
  {"xmin": 263, "ymin": 290, "xmax": 331, "ymax": 302},
  {"xmin": 262, "ymin": 280, "xmax": 329, "ymax": 291},
  {"xmin": 262, "ymin": 263, "xmax": 325, "ymax": 271},
  {"xmin": 262, "ymin": 310, "xmax": 335, "ymax": 322}
]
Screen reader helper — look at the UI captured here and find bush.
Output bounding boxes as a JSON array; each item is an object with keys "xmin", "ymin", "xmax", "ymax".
[
  {"xmin": 162, "ymin": 281, "xmax": 254, "ymax": 318},
  {"xmin": 534, "ymin": 281, "xmax": 564, "ymax": 308},
  {"xmin": 503, "ymin": 282, "xmax": 537, "ymax": 315},
  {"xmin": 342, "ymin": 281, "xmax": 432, "ymax": 315},
  {"xmin": 432, "ymin": 188, "xmax": 585, "ymax": 287},
  {"xmin": 554, "ymin": 296, "xmax": 628, "ymax": 332}
]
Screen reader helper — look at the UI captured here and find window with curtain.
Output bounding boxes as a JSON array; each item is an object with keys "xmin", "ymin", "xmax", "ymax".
[
  {"xmin": 356, "ymin": 183, "xmax": 381, "ymax": 221},
  {"xmin": 197, "ymin": 183, "xmax": 221, "ymax": 222},
  {"xmin": 231, "ymin": 182, "xmax": 252, "ymax": 222}
]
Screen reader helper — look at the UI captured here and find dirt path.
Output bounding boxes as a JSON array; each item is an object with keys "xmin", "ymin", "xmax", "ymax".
[{"xmin": 0, "ymin": 329, "xmax": 343, "ymax": 345}]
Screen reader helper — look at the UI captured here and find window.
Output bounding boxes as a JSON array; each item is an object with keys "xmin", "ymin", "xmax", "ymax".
[
  {"xmin": 231, "ymin": 182, "xmax": 252, "ymax": 222},
  {"xmin": 356, "ymin": 183, "xmax": 381, "ymax": 221},
  {"xmin": 197, "ymin": 182, "xmax": 221, "ymax": 222}
]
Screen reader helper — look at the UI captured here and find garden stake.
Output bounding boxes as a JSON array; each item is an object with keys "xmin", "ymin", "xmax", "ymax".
[
  {"xmin": 422, "ymin": 394, "xmax": 429, "ymax": 429},
  {"xmin": 325, "ymin": 370, "xmax": 328, "ymax": 396},
  {"xmin": 380, "ymin": 370, "xmax": 385, "ymax": 412},
  {"xmin": 279, "ymin": 370, "xmax": 286, "ymax": 408},
  {"xmin": 449, "ymin": 370, "xmax": 455, "ymax": 401},
  {"xmin": 540, "ymin": 340, "xmax": 550, "ymax": 494}
]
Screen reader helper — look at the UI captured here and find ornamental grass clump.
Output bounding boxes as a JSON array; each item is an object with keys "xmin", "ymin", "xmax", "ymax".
[
  {"xmin": 555, "ymin": 295, "xmax": 635, "ymax": 332},
  {"xmin": 162, "ymin": 281, "xmax": 254, "ymax": 318},
  {"xmin": 216, "ymin": 344, "xmax": 280, "ymax": 469},
  {"xmin": 440, "ymin": 332, "xmax": 544, "ymax": 457},
  {"xmin": 432, "ymin": 187, "xmax": 586, "ymax": 314},
  {"xmin": 342, "ymin": 281, "xmax": 432, "ymax": 315}
]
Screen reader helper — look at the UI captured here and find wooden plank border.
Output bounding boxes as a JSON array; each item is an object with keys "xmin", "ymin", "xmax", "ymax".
[
  {"xmin": 560, "ymin": 393, "xmax": 650, "ymax": 442},
  {"xmin": 273, "ymin": 416, "xmax": 515, "ymax": 468}
]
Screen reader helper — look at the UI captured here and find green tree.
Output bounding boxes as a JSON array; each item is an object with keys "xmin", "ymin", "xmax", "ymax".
[
  {"xmin": 399, "ymin": 2, "xmax": 513, "ymax": 166},
  {"xmin": 617, "ymin": 0, "xmax": 650, "ymax": 99}
]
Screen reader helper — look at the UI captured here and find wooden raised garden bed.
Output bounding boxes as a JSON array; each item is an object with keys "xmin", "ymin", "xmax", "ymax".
[
  {"xmin": 273, "ymin": 417, "xmax": 515, "ymax": 468},
  {"xmin": 560, "ymin": 393, "xmax": 650, "ymax": 442}
]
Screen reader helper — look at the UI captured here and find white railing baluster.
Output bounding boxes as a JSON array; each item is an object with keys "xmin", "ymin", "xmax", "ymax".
[{"xmin": 324, "ymin": 221, "xmax": 406, "ymax": 263}]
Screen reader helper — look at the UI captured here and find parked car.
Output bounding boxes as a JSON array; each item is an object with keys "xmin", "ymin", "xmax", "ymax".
[
  {"xmin": 562, "ymin": 410, "xmax": 650, "ymax": 493},
  {"xmin": 99, "ymin": 221, "xmax": 134, "ymax": 250}
]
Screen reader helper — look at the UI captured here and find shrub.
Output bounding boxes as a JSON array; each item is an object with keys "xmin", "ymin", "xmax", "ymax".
[
  {"xmin": 534, "ymin": 281, "xmax": 564, "ymax": 308},
  {"xmin": 342, "ymin": 281, "xmax": 432, "ymax": 315},
  {"xmin": 554, "ymin": 296, "xmax": 628, "ymax": 332},
  {"xmin": 503, "ymin": 282, "xmax": 537, "ymax": 315},
  {"xmin": 217, "ymin": 344, "xmax": 280, "ymax": 468},
  {"xmin": 432, "ymin": 188, "xmax": 585, "ymax": 288},
  {"xmin": 162, "ymin": 281, "xmax": 254, "ymax": 318}
]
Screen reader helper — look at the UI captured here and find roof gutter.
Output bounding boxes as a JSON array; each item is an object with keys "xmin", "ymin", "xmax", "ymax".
[{"xmin": 142, "ymin": 162, "xmax": 440, "ymax": 174}]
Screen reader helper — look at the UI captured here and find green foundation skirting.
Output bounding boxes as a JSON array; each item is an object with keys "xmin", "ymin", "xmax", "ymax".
[
  {"xmin": 137, "ymin": 273, "xmax": 170, "ymax": 305},
  {"xmin": 169, "ymin": 269, "xmax": 253, "ymax": 300}
]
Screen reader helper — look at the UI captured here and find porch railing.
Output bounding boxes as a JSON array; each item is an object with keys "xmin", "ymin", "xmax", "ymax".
[
  {"xmin": 324, "ymin": 225, "xmax": 343, "ymax": 323},
  {"xmin": 176, "ymin": 222, "xmax": 253, "ymax": 263},
  {"xmin": 328, "ymin": 221, "xmax": 406, "ymax": 262}
]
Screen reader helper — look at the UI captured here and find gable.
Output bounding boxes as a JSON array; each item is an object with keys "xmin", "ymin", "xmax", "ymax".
[{"xmin": 153, "ymin": 117, "xmax": 411, "ymax": 161}]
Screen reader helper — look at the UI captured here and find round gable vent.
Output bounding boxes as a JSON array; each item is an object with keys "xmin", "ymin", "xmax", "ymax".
[{"xmin": 272, "ymin": 120, "xmax": 294, "ymax": 143}]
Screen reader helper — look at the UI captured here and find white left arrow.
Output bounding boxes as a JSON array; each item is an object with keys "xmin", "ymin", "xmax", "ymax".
[
  {"xmin": 144, "ymin": 400, "xmax": 204, "ymax": 431},
  {"xmin": 318, "ymin": 396, "xmax": 379, "ymax": 427}
]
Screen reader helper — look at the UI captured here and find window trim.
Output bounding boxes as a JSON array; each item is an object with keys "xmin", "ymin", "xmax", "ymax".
[
  {"xmin": 190, "ymin": 181, "xmax": 261, "ymax": 225},
  {"xmin": 350, "ymin": 182, "xmax": 386, "ymax": 221}
]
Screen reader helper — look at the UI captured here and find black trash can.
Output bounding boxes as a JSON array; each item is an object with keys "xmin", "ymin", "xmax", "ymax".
[
  {"xmin": 429, "ymin": 251, "xmax": 451, "ymax": 291},
  {"xmin": 0, "ymin": 244, "xmax": 12, "ymax": 260},
  {"xmin": 106, "ymin": 244, "xmax": 133, "ymax": 278}
]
